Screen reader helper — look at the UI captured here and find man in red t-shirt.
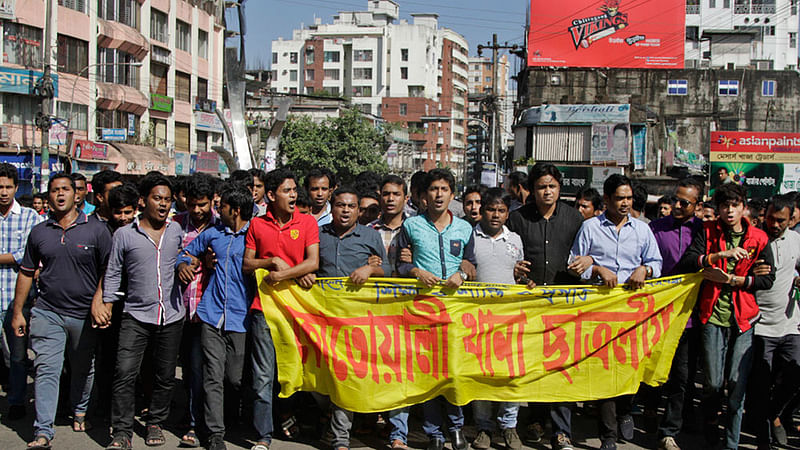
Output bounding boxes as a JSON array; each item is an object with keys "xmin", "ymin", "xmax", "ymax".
[{"xmin": 243, "ymin": 168, "xmax": 319, "ymax": 450}]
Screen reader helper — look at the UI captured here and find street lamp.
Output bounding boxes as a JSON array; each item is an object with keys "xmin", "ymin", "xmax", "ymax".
[{"xmin": 67, "ymin": 61, "xmax": 144, "ymax": 137}]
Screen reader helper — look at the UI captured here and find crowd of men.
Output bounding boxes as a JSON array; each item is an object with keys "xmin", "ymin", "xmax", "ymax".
[{"xmin": 0, "ymin": 161, "xmax": 799, "ymax": 450}]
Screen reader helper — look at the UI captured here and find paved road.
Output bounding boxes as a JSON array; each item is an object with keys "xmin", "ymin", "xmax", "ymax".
[{"xmin": 0, "ymin": 372, "xmax": 794, "ymax": 450}]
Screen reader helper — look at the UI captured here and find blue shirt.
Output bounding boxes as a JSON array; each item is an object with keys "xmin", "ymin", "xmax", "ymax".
[
  {"xmin": 570, "ymin": 212, "xmax": 663, "ymax": 283},
  {"xmin": 315, "ymin": 202, "xmax": 332, "ymax": 227},
  {"xmin": 397, "ymin": 212, "xmax": 475, "ymax": 279},
  {"xmin": 318, "ymin": 223, "xmax": 390, "ymax": 278},
  {"xmin": 0, "ymin": 200, "xmax": 44, "ymax": 311},
  {"xmin": 177, "ymin": 222, "xmax": 252, "ymax": 332}
]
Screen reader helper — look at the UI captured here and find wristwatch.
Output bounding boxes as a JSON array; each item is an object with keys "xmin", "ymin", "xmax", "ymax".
[{"xmin": 458, "ymin": 270, "xmax": 468, "ymax": 281}]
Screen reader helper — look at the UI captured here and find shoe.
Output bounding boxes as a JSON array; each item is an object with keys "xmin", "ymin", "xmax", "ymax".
[
  {"xmin": 451, "ymin": 429, "xmax": 468, "ymax": 450},
  {"xmin": 7, "ymin": 404, "xmax": 25, "ymax": 421},
  {"xmin": 618, "ymin": 415, "xmax": 634, "ymax": 441},
  {"xmin": 599, "ymin": 439, "xmax": 617, "ymax": 450},
  {"xmin": 427, "ymin": 438, "xmax": 444, "ymax": 450},
  {"xmin": 503, "ymin": 428, "xmax": 522, "ymax": 450},
  {"xmin": 526, "ymin": 422, "xmax": 544, "ymax": 443},
  {"xmin": 772, "ymin": 422, "xmax": 788, "ymax": 446},
  {"xmin": 207, "ymin": 435, "xmax": 227, "ymax": 450},
  {"xmin": 658, "ymin": 436, "xmax": 680, "ymax": 450},
  {"xmin": 472, "ymin": 430, "xmax": 492, "ymax": 450},
  {"xmin": 390, "ymin": 439, "xmax": 409, "ymax": 450},
  {"xmin": 552, "ymin": 433, "xmax": 573, "ymax": 450}
]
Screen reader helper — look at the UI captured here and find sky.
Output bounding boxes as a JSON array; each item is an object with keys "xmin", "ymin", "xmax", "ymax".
[{"xmin": 237, "ymin": 0, "xmax": 530, "ymax": 73}]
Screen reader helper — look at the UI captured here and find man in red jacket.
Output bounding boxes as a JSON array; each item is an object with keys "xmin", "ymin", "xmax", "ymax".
[{"xmin": 680, "ymin": 182, "xmax": 774, "ymax": 450}]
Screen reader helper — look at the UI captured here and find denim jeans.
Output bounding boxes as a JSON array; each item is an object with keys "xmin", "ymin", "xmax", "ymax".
[
  {"xmin": 29, "ymin": 307, "xmax": 97, "ymax": 441},
  {"xmin": 423, "ymin": 396, "xmax": 464, "ymax": 440},
  {"xmin": 2, "ymin": 304, "xmax": 30, "ymax": 406},
  {"xmin": 701, "ymin": 323, "xmax": 753, "ymax": 450},
  {"xmin": 330, "ymin": 404, "xmax": 355, "ymax": 448},
  {"xmin": 472, "ymin": 401, "xmax": 519, "ymax": 431},
  {"xmin": 180, "ymin": 321, "xmax": 204, "ymax": 429},
  {"xmin": 388, "ymin": 407, "xmax": 410, "ymax": 443},
  {"xmin": 111, "ymin": 314, "xmax": 183, "ymax": 438},
  {"xmin": 202, "ymin": 323, "xmax": 247, "ymax": 437},
  {"xmin": 597, "ymin": 395, "xmax": 633, "ymax": 442},
  {"xmin": 658, "ymin": 326, "xmax": 701, "ymax": 438},
  {"xmin": 550, "ymin": 403, "xmax": 573, "ymax": 438},
  {"xmin": 750, "ymin": 334, "xmax": 800, "ymax": 444},
  {"xmin": 250, "ymin": 309, "xmax": 276, "ymax": 443}
]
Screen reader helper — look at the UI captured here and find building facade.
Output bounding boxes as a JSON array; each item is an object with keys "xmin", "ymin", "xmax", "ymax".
[
  {"xmin": 0, "ymin": 0, "xmax": 225, "ymax": 183},
  {"xmin": 270, "ymin": 0, "xmax": 469, "ymax": 177}
]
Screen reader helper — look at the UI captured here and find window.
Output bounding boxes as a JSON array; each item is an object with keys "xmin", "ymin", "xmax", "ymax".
[
  {"xmin": 271, "ymin": 70, "xmax": 277, "ymax": 81},
  {"xmin": 150, "ymin": 9, "xmax": 168, "ymax": 43},
  {"xmin": 57, "ymin": 35, "xmax": 88, "ymax": 76},
  {"xmin": 196, "ymin": 131, "xmax": 208, "ymax": 153},
  {"xmin": 408, "ymin": 86, "xmax": 424, "ymax": 97},
  {"xmin": 289, "ymin": 70, "xmax": 298, "ymax": 81},
  {"xmin": 324, "ymin": 69, "xmax": 339, "ymax": 80},
  {"xmin": 324, "ymin": 51, "xmax": 340, "ymax": 63},
  {"xmin": 762, "ymin": 80, "xmax": 776, "ymax": 96},
  {"xmin": 724, "ymin": 0, "xmax": 730, "ymax": 6},
  {"xmin": 56, "ymin": 102, "xmax": 88, "ymax": 131},
  {"xmin": 174, "ymin": 122, "xmax": 190, "ymax": 152},
  {"xmin": 2, "ymin": 94, "xmax": 38, "ymax": 125},
  {"xmin": 793, "ymin": 0, "xmax": 798, "ymax": 14},
  {"xmin": 323, "ymin": 86, "xmax": 340, "ymax": 96},
  {"xmin": 97, "ymin": 109, "xmax": 139, "ymax": 142},
  {"xmin": 198, "ymin": 30, "xmax": 208, "ymax": 59},
  {"xmin": 473, "ymin": 76, "xmax": 480, "ymax": 82},
  {"xmin": 353, "ymin": 68, "xmax": 372, "ymax": 80},
  {"xmin": 709, "ymin": 0, "xmax": 715, "ymax": 7},
  {"xmin": 400, "ymin": 67, "xmax": 408, "ymax": 79},
  {"xmin": 354, "ymin": 49, "xmax": 373, "ymax": 62},
  {"xmin": 3, "ymin": 23, "xmax": 43, "ymax": 68},
  {"xmin": 720, "ymin": 119, "xmax": 738, "ymax": 131},
  {"xmin": 176, "ymin": 20, "xmax": 191, "ymax": 52},
  {"xmin": 197, "ymin": 77, "xmax": 208, "ymax": 99},
  {"xmin": 485, "ymin": 76, "xmax": 492, "ymax": 83},
  {"xmin": 401, "ymin": 48, "xmax": 408, "ymax": 62},
  {"xmin": 305, "ymin": 48, "xmax": 314, "ymax": 64},
  {"xmin": 98, "ymin": 0, "xmax": 139, "ymax": 29},
  {"xmin": 306, "ymin": 69, "xmax": 315, "ymax": 81},
  {"xmin": 272, "ymin": 52, "xmax": 278, "ymax": 64},
  {"xmin": 150, "ymin": 62, "xmax": 168, "ymax": 95},
  {"xmin": 352, "ymin": 86, "xmax": 372, "ymax": 97},
  {"xmin": 289, "ymin": 87, "xmax": 297, "ymax": 94},
  {"xmin": 667, "ymin": 79, "xmax": 688, "ymax": 95},
  {"xmin": 175, "ymin": 71, "xmax": 191, "ymax": 102},
  {"xmin": 58, "ymin": 0, "xmax": 86, "ymax": 13},
  {"xmin": 686, "ymin": 26, "xmax": 699, "ymax": 41},
  {"xmin": 290, "ymin": 52, "xmax": 298, "ymax": 64},
  {"xmin": 718, "ymin": 80, "xmax": 739, "ymax": 96},
  {"xmin": 356, "ymin": 103, "xmax": 372, "ymax": 114},
  {"xmin": 151, "ymin": 45, "xmax": 170, "ymax": 65},
  {"xmin": 399, "ymin": 103, "xmax": 407, "ymax": 115},
  {"xmin": 791, "ymin": 32, "xmax": 797, "ymax": 48},
  {"xmin": 97, "ymin": 48, "xmax": 139, "ymax": 88}
]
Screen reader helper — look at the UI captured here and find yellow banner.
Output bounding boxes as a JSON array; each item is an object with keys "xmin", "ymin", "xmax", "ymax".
[{"xmin": 256, "ymin": 272, "xmax": 702, "ymax": 413}]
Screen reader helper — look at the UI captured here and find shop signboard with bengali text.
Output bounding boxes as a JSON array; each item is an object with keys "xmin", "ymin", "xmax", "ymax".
[
  {"xmin": 527, "ymin": 0, "xmax": 684, "ymax": 69},
  {"xmin": 0, "ymin": 66, "xmax": 58, "ymax": 96},
  {"xmin": 150, "ymin": 94, "xmax": 174, "ymax": 113}
]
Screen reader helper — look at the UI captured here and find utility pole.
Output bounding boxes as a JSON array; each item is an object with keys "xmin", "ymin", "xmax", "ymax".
[
  {"xmin": 34, "ymin": 0, "xmax": 55, "ymax": 193},
  {"xmin": 477, "ymin": 35, "xmax": 519, "ymax": 173}
]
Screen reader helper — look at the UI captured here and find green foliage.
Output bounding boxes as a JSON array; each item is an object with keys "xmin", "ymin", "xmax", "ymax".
[{"xmin": 279, "ymin": 108, "xmax": 389, "ymax": 185}]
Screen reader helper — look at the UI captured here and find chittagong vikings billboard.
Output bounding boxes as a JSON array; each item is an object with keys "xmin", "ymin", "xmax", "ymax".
[{"xmin": 528, "ymin": 0, "xmax": 685, "ymax": 69}]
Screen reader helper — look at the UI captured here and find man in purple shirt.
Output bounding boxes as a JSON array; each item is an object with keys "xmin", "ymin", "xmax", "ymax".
[{"xmin": 647, "ymin": 177, "xmax": 705, "ymax": 450}]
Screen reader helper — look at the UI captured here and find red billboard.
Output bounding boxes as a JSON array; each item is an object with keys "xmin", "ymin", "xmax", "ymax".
[
  {"xmin": 528, "ymin": 0, "xmax": 685, "ymax": 69},
  {"xmin": 710, "ymin": 131, "xmax": 800, "ymax": 163}
]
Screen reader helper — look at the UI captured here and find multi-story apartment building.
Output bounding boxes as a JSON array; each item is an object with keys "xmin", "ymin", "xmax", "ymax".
[
  {"xmin": 468, "ymin": 54, "xmax": 511, "ymax": 150},
  {"xmin": 270, "ymin": 0, "xmax": 469, "ymax": 177},
  {"xmin": 684, "ymin": 0, "xmax": 796, "ymax": 69},
  {"xmin": 0, "ymin": 0, "xmax": 225, "ymax": 186}
]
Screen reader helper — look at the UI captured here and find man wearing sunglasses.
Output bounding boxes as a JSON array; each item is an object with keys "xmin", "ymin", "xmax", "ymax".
[{"xmin": 647, "ymin": 178, "xmax": 706, "ymax": 450}]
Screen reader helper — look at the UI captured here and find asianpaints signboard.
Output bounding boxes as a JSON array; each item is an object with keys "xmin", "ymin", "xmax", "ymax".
[{"xmin": 528, "ymin": 0, "xmax": 685, "ymax": 68}]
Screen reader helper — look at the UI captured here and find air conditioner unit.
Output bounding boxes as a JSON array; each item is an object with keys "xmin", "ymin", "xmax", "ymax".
[{"xmin": 757, "ymin": 61, "xmax": 772, "ymax": 70}]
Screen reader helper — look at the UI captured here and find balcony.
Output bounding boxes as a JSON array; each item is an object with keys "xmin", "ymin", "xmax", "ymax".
[
  {"xmin": 96, "ymin": 82, "xmax": 149, "ymax": 116},
  {"xmin": 686, "ymin": 4, "xmax": 700, "ymax": 13},
  {"xmin": 98, "ymin": 18, "xmax": 149, "ymax": 61},
  {"xmin": 751, "ymin": 4, "xmax": 776, "ymax": 12}
]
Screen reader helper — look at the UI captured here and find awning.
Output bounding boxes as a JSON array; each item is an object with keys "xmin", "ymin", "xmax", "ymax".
[
  {"xmin": 107, "ymin": 143, "xmax": 175, "ymax": 176},
  {"xmin": 97, "ymin": 18, "xmax": 150, "ymax": 60},
  {"xmin": 97, "ymin": 83, "xmax": 149, "ymax": 116}
]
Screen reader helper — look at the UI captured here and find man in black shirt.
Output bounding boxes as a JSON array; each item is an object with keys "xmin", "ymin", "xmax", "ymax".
[{"xmin": 507, "ymin": 164, "xmax": 586, "ymax": 450}]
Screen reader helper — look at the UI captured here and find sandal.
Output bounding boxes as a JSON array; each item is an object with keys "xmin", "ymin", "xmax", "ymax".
[
  {"xmin": 281, "ymin": 415, "xmax": 299, "ymax": 439},
  {"xmin": 27, "ymin": 435, "xmax": 51, "ymax": 450},
  {"xmin": 73, "ymin": 413, "xmax": 92, "ymax": 432},
  {"xmin": 180, "ymin": 429, "xmax": 200, "ymax": 447},
  {"xmin": 145, "ymin": 424, "xmax": 166, "ymax": 447},
  {"xmin": 106, "ymin": 434, "xmax": 132, "ymax": 450}
]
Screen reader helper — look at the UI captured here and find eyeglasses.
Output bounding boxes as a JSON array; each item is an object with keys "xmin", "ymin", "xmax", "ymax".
[{"xmin": 676, "ymin": 198, "xmax": 695, "ymax": 208}]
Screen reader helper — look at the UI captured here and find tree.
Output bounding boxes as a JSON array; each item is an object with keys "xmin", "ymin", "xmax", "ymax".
[{"xmin": 279, "ymin": 108, "xmax": 389, "ymax": 185}]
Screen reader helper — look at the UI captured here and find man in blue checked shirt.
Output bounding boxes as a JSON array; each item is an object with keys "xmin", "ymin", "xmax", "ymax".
[
  {"xmin": 176, "ymin": 182, "xmax": 253, "ymax": 450},
  {"xmin": 396, "ymin": 168, "xmax": 475, "ymax": 450},
  {"xmin": 569, "ymin": 173, "xmax": 662, "ymax": 450},
  {"xmin": 0, "ymin": 163, "xmax": 43, "ymax": 421}
]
